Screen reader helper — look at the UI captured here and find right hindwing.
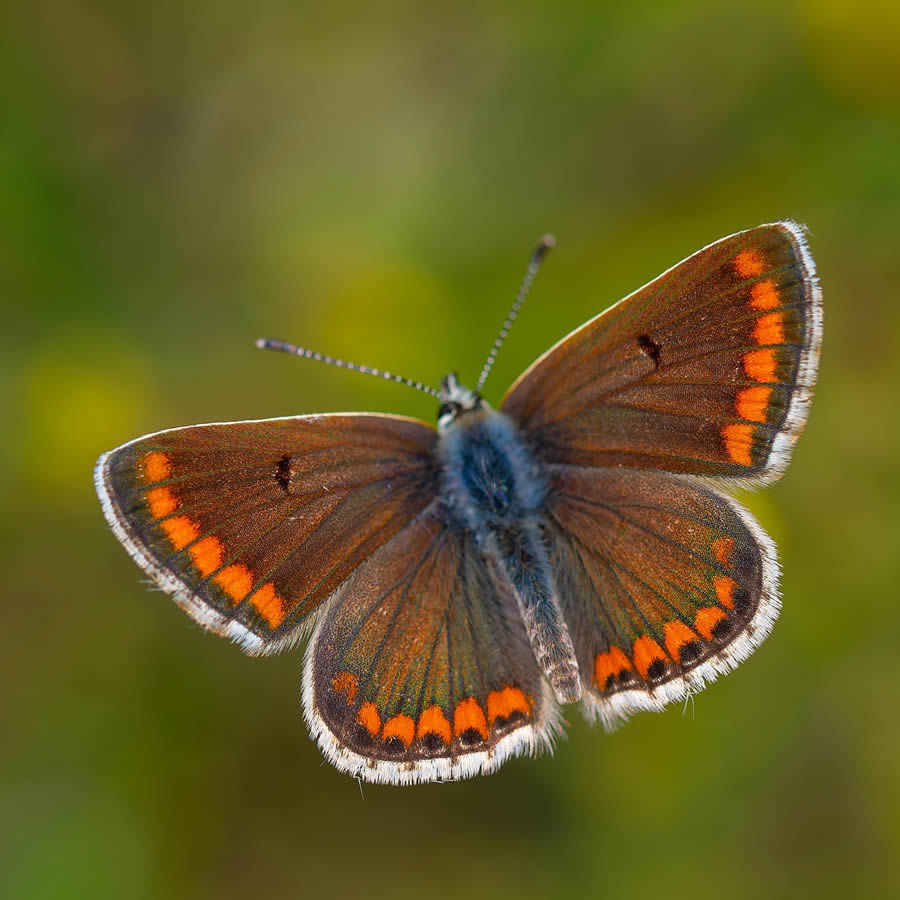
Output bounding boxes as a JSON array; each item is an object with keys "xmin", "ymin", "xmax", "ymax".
[{"xmin": 544, "ymin": 465, "xmax": 779, "ymax": 729}]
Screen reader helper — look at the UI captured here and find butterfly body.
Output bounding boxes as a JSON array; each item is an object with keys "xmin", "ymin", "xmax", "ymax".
[
  {"xmin": 97, "ymin": 221, "xmax": 822, "ymax": 783},
  {"xmin": 437, "ymin": 377, "xmax": 581, "ymax": 703}
]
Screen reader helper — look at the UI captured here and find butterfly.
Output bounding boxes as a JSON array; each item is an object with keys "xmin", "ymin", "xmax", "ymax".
[{"xmin": 95, "ymin": 221, "xmax": 822, "ymax": 785}]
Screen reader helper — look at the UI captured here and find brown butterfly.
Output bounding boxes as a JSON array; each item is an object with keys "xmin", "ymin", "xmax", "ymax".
[{"xmin": 96, "ymin": 222, "xmax": 822, "ymax": 784}]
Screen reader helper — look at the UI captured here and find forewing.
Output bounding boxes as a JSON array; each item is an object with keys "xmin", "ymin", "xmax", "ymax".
[
  {"xmin": 502, "ymin": 221, "xmax": 822, "ymax": 484},
  {"xmin": 305, "ymin": 505, "xmax": 560, "ymax": 784},
  {"xmin": 95, "ymin": 413, "xmax": 439, "ymax": 655},
  {"xmin": 545, "ymin": 465, "xmax": 778, "ymax": 728}
]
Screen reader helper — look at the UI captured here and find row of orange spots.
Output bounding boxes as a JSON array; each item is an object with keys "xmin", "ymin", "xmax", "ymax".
[
  {"xmin": 721, "ymin": 423, "xmax": 755, "ymax": 467},
  {"xmin": 750, "ymin": 279, "xmax": 779, "ymax": 310},
  {"xmin": 332, "ymin": 672, "xmax": 358, "ymax": 705},
  {"xmin": 736, "ymin": 385, "xmax": 773, "ymax": 423},
  {"xmin": 357, "ymin": 702, "xmax": 381, "ymax": 737},
  {"xmin": 594, "ymin": 605, "xmax": 739, "ymax": 690},
  {"xmin": 713, "ymin": 575, "xmax": 736, "ymax": 609},
  {"xmin": 743, "ymin": 348, "xmax": 777, "ymax": 384},
  {"xmin": 734, "ymin": 248, "xmax": 765, "ymax": 278},
  {"xmin": 147, "ymin": 486, "xmax": 178, "ymax": 518},
  {"xmin": 632, "ymin": 635, "xmax": 666, "ymax": 679},
  {"xmin": 332, "ymin": 677, "xmax": 531, "ymax": 749},
  {"xmin": 723, "ymin": 251, "xmax": 785, "ymax": 465},
  {"xmin": 694, "ymin": 606, "xmax": 727, "ymax": 640},
  {"xmin": 140, "ymin": 452, "xmax": 287, "ymax": 629},
  {"xmin": 418, "ymin": 706, "xmax": 452, "ymax": 745},
  {"xmin": 161, "ymin": 516, "xmax": 200, "ymax": 551},
  {"xmin": 712, "ymin": 536, "xmax": 735, "ymax": 568},
  {"xmin": 142, "ymin": 451, "xmax": 171, "ymax": 483},
  {"xmin": 383, "ymin": 714, "xmax": 416, "ymax": 747},
  {"xmin": 594, "ymin": 646, "xmax": 632, "ymax": 689},
  {"xmin": 593, "ymin": 547, "xmax": 745, "ymax": 691},
  {"xmin": 663, "ymin": 620, "xmax": 699, "ymax": 661},
  {"xmin": 486, "ymin": 687, "xmax": 531, "ymax": 727},
  {"xmin": 454, "ymin": 697, "xmax": 489, "ymax": 741},
  {"xmin": 754, "ymin": 312, "xmax": 785, "ymax": 346},
  {"xmin": 191, "ymin": 537, "xmax": 224, "ymax": 577}
]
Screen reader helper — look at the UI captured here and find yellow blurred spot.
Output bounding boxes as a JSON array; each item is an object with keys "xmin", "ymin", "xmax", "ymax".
[{"xmin": 16, "ymin": 332, "xmax": 155, "ymax": 506}]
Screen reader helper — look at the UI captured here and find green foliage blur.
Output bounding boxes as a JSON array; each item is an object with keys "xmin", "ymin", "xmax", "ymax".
[{"xmin": 3, "ymin": 2, "xmax": 900, "ymax": 898}]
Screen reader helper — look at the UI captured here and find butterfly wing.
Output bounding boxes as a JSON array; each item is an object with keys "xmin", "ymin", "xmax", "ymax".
[
  {"xmin": 305, "ymin": 503, "xmax": 560, "ymax": 784},
  {"xmin": 95, "ymin": 413, "xmax": 439, "ymax": 655},
  {"xmin": 501, "ymin": 221, "xmax": 822, "ymax": 484},
  {"xmin": 544, "ymin": 465, "xmax": 778, "ymax": 726}
]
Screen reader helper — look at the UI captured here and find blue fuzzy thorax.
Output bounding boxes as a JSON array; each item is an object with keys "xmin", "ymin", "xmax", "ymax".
[{"xmin": 438, "ymin": 406, "xmax": 547, "ymax": 543}]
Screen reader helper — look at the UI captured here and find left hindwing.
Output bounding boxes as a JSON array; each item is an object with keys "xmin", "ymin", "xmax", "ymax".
[
  {"xmin": 544, "ymin": 465, "xmax": 779, "ymax": 728},
  {"xmin": 305, "ymin": 505, "xmax": 560, "ymax": 784},
  {"xmin": 95, "ymin": 413, "xmax": 439, "ymax": 655},
  {"xmin": 501, "ymin": 221, "xmax": 822, "ymax": 484}
]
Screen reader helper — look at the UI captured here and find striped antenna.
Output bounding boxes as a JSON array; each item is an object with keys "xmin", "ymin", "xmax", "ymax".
[
  {"xmin": 475, "ymin": 234, "xmax": 555, "ymax": 393},
  {"xmin": 255, "ymin": 338, "xmax": 442, "ymax": 399}
]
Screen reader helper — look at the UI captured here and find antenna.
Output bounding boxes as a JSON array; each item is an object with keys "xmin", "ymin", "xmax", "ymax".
[
  {"xmin": 256, "ymin": 338, "xmax": 442, "ymax": 399},
  {"xmin": 475, "ymin": 233, "xmax": 555, "ymax": 393}
]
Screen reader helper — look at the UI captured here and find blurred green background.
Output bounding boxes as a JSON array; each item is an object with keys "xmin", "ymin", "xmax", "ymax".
[{"xmin": 3, "ymin": 1, "xmax": 900, "ymax": 898}]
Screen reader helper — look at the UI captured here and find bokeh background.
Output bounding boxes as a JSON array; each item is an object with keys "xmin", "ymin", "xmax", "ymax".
[{"xmin": 3, "ymin": 2, "xmax": 900, "ymax": 898}]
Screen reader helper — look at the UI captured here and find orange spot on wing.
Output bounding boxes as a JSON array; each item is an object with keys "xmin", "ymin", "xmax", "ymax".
[
  {"xmin": 417, "ymin": 706, "xmax": 452, "ymax": 745},
  {"xmin": 486, "ymin": 687, "xmax": 531, "ymax": 727},
  {"xmin": 146, "ymin": 486, "xmax": 178, "ymax": 518},
  {"xmin": 142, "ymin": 451, "xmax": 171, "ymax": 483},
  {"xmin": 332, "ymin": 671, "xmax": 358, "ymax": 705},
  {"xmin": 453, "ymin": 697, "xmax": 488, "ymax": 741},
  {"xmin": 734, "ymin": 249, "xmax": 765, "ymax": 278},
  {"xmin": 754, "ymin": 311, "xmax": 784, "ymax": 346},
  {"xmin": 695, "ymin": 606, "xmax": 727, "ymax": 640},
  {"xmin": 189, "ymin": 535, "xmax": 224, "ymax": 576},
  {"xmin": 215, "ymin": 564, "xmax": 253, "ymax": 602},
  {"xmin": 356, "ymin": 702, "xmax": 381, "ymax": 737},
  {"xmin": 632, "ymin": 636, "xmax": 667, "ymax": 680},
  {"xmin": 722, "ymin": 423, "xmax": 755, "ymax": 466},
  {"xmin": 161, "ymin": 515, "xmax": 199, "ymax": 550},
  {"xmin": 594, "ymin": 646, "xmax": 632, "ymax": 690},
  {"xmin": 382, "ymin": 714, "xmax": 415, "ymax": 747},
  {"xmin": 664, "ymin": 620, "xmax": 700, "ymax": 661},
  {"xmin": 750, "ymin": 279, "xmax": 779, "ymax": 310},
  {"xmin": 712, "ymin": 536, "xmax": 735, "ymax": 567},
  {"xmin": 252, "ymin": 582, "xmax": 286, "ymax": 628},
  {"xmin": 714, "ymin": 575, "xmax": 736, "ymax": 609},
  {"xmin": 736, "ymin": 385, "xmax": 772, "ymax": 423},
  {"xmin": 744, "ymin": 348, "xmax": 778, "ymax": 383}
]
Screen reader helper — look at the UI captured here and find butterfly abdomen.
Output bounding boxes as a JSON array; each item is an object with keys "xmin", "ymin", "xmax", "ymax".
[{"xmin": 439, "ymin": 407, "xmax": 581, "ymax": 704}]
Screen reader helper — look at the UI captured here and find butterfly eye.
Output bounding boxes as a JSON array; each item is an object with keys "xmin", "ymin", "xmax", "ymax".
[{"xmin": 438, "ymin": 401, "xmax": 462, "ymax": 421}]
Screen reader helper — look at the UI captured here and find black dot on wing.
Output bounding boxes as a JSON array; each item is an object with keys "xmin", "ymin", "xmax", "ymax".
[
  {"xmin": 637, "ymin": 334, "xmax": 662, "ymax": 368},
  {"xmin": 382, "ymin": 736, "xmax": 408, "ymax": 755},
  {"xmin": 677, "ymin": 641, "xmax": 702, "ymax": 665},
  {"xmin": 646, "ymin": 659, "xmax": 667, "ymax": 681},
  {"xmin": 421, "ymin": 732, "xmax": 445, "ymax": 753},
  {"xmin": 492, "ymin": 710, "xmax": 528, "ymax": 732},
  {"xmin": 458, "ymin": 728, "xmax": 484, "ymax": 747},
  {"xmin": 275, "ymin": 455, "xmax": 292, "ymax": 491},
  {"xmin": 712, "ymin": 617, "xmax": 733, "ymax": 641}
]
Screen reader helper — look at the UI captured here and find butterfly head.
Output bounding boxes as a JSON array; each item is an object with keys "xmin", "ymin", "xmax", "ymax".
[{"xmin": 437, "ymin": 373, "xmax": 486, "ymax": 432}]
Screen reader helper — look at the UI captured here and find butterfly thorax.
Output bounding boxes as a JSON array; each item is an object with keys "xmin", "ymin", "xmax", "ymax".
[{"xmin": 437, "ymin": 383, "xmax": 581, "ymax": 704}]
